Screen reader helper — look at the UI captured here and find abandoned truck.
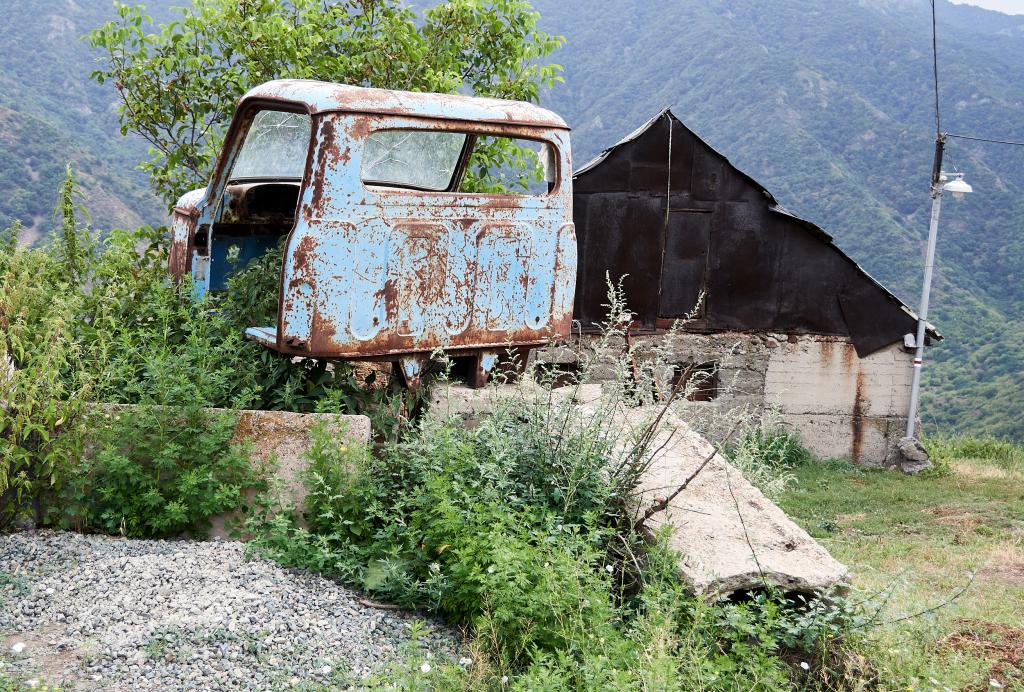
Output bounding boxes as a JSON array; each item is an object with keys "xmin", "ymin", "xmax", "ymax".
[{"xmin": 167, "ymin": 79, "xmax": 576, "ymax": 387}]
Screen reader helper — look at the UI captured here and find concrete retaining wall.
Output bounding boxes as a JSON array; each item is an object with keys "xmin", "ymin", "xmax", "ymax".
[{"xmin": 214, "ymin": 410, "xmax": 371, "ymax": 538}]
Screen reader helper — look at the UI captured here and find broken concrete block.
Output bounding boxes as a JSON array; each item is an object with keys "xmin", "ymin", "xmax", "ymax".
[
  {"xmin": 430, "ymin": 384, "xmax": 849, "ymax": 596},
  {"xmin": 625, "ymin": 408, "xmax": 849, "ymax": 595}
]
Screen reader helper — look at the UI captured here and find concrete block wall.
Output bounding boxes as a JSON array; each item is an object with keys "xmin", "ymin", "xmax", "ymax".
[
  {"xmin": 763, "ymin": 338, "xmax": 912, "ymax": 466},
  {"xmin": 533, "ymin": 331, "xmax": 913, "ymax": 467}
]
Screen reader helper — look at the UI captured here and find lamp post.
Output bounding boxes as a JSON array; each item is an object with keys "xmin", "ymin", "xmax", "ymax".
[{"xmin": 905, "ymin": 133, "xmax": 972, "ymax": 439}]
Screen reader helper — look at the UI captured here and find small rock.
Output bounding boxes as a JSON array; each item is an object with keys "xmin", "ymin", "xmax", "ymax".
[{"xmin": 897, "ymin": 436, "xmax": 932, "ymax": 474}]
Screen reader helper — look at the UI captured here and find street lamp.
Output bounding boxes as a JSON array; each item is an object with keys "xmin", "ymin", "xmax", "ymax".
[{"xmin": 905, "ymin": 134, "xmax": 973, "ymax": 440}]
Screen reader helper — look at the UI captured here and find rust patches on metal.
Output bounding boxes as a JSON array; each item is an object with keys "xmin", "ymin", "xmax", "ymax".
[
  {"xmin": 480, "ymin": 195, "xmax": 526, "ymax": 211},
  {"xmin": 292, "ymin": 234, "xmax": 318, "ymax": 276},
  {"xmin": 382, "ymin": 278, "xmax": 399, "ymax": 324},
  {"xmin": 269, "ymin": 312, "xmax": 572, "ymax": 361},
  {"xmin": 851, "ymin": 371, "xmax": 866, "ymax": 464},
  {"xmin": 307, "ymin": 310, "xmax": 338, "ymax": 354},
  {"xmin": 347, "ymin": 116, "xmax": 373, "ymax": 142},
  {"xmin": 306, "ymin": 118, "xmax": 342, "ymax": 221}
]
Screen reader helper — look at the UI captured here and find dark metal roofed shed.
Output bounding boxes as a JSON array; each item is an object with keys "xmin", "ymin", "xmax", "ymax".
[
  {"xmin": 572, "ymin": 109, "xmax": 939, "ymax": 357},
  {"xmin": 239, "ymin": 79, "xmax": 569, "ymax": 129}
]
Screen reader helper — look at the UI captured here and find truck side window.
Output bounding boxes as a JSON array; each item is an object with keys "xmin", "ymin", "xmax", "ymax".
[{"xmin": 231, "ymin": 111, "xmax": 312, "ymax": 180}]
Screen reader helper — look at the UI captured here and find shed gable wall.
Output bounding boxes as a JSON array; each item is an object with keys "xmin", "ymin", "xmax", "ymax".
[{"xmin": 572, "ymin": 112, "xmax": 919, "ymax": 357}]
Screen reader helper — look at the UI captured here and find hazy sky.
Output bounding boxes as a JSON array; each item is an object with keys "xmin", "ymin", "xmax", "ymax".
[{"xmin": 949, "ymin": 0, "xmax": 1024, "ymax": 14}]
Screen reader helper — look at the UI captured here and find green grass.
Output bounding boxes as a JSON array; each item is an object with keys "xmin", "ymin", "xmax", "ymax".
[{"xmin": 778, "ymin": 441, "xmax": 1024, "ymax": 689}]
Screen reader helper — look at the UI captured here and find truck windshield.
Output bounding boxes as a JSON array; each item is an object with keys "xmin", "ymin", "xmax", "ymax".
[
  {"xmin": 362, "ymin": 130, "xmax": 467, "ymax": 191},
  {"xmin": 231, "ymin": 111, "xmax": 312, "ymax": 180}
]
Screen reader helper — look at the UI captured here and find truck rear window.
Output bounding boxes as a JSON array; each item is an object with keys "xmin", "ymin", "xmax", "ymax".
[
  {"xmin": 362, "ymin": 129, "xmax": 556, "ymax": 195},
  {"xmin": 362, "ymin": 130, "xmax": 467, "ymax": 191}
]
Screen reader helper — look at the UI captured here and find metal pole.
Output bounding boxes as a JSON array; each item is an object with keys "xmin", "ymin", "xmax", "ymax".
[{"xmin": 905, "ymin": 183, "xmax": 943, "ymax": 438}]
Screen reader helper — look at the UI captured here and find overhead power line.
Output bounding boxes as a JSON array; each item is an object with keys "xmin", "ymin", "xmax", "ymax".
[
  {"xmin": 946, "ymin": 133, "xmax": 1024, "ymax": 147},
  {"xmin": 929, "ymin": 1, "xmax": 1024, "ymax": 151}
]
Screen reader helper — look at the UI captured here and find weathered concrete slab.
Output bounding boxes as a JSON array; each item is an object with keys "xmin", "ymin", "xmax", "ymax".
[
  {"xmin": 623, "ymin": 407, "xmax": 848, "ymax": 595},
  {"xmin": 430, "ymin": 383, "xmax": 848, "ymax": 596}
]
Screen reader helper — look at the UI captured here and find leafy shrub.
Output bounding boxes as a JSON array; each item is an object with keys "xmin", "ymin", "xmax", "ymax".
[
  {"xmin": 58, "ymin": 405, "xmax": 259, "ymax": 538},
  {"xmin": 246, "ymin": 385, "xmax": 869, "ymax": 688},
  {"xmin": 0, "ymin": 229, "xmax": 88, "ymax": 530}
]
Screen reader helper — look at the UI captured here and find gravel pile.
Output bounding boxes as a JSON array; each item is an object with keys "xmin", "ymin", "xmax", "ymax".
[{"xmin": 0, "ymin": 531, "xmax": 461, "ymax": 690}]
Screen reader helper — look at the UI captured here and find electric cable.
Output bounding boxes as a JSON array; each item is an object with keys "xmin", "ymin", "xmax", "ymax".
[
  {"xmin": 946, "ymin": 133, "xmax": 1024, "ymax": 147},
  {"xmin": 931, "ymin": 0, "xmax": 1024, "ymax": 150}
]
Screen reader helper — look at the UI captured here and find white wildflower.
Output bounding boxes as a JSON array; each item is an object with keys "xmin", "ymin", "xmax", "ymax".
[
  {"xmin": 487, "ymin": 565, "xmax": 495, "ymax": 574},
  {"xmin": 420, "ymin": 662, "xmax": 431, "ymax": 673},
  {"xmin": 321, "ymin": 665, "xmax": 332, "ymax": 675},
  {"xmin": 458, "ymin": 656, "xmax": 473, "ymax": 667},
  {"xmin": 605, "ymin": 564, "xmax": 614, "ymax": 574},
  {"xmin": 799, "ymin": 661, "xmax": 810, "ymax": 671},
  {"xmin": 10, "ymin": 642, "xmax": 25, "ymax": 654}
]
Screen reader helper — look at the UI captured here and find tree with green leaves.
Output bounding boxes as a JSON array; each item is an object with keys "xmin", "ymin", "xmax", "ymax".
[{"xmin": 89, "ymin": 0, "xmax": 564, "ymax": 205}]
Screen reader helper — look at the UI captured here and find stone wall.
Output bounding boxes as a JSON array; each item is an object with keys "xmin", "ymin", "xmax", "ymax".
[{"xmin": 533, "ymin": 331, "xmax": 913, "ymax": 467}]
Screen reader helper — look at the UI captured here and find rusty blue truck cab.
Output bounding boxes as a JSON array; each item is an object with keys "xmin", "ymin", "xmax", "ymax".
[{"xmin": 168, "ymin": 80, "xmax": 576, "ymax": 387}]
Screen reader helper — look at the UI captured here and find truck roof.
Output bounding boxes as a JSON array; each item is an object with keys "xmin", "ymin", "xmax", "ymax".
[{"xmin": 239, "ymin": 79, "xmax": 569, "ymax": 129}]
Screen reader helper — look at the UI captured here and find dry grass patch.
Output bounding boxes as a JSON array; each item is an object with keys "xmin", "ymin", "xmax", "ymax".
[
  {"xmin": 924, "ymin": 504, "xmax": 984, "ymax": 529},
  {"xmin": 942, "ymin": 619, "xmax": 1024, "ymax": 688},
  {"xmin": 977, "ymin": 544, "xmax": 1024, "ymax": 586},
  {"xmin": 950, "ymin": 460, "xmax": 1014, "ymax": 480}
]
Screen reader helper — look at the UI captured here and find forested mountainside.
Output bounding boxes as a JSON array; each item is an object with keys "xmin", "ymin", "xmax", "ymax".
[
  {"xmin": 0, "ymin": 0, "xmax": 166, "ymax": 242},
  {"xmin": 2, "ymin": 0, "xmax": 1022, "ymax": 439},
  {"xmin": 531, "ymin": 0, "xmax": 1024, "ymax": 440}
]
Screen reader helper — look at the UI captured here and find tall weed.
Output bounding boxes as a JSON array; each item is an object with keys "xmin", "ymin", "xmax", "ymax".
[
  {"xmin": 0, "ymin": 236, "xmax": 87, "ymax": 529},
  {"xmin": 726, "ymin": 413, "xmax": 811, "ymax": 499}
]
